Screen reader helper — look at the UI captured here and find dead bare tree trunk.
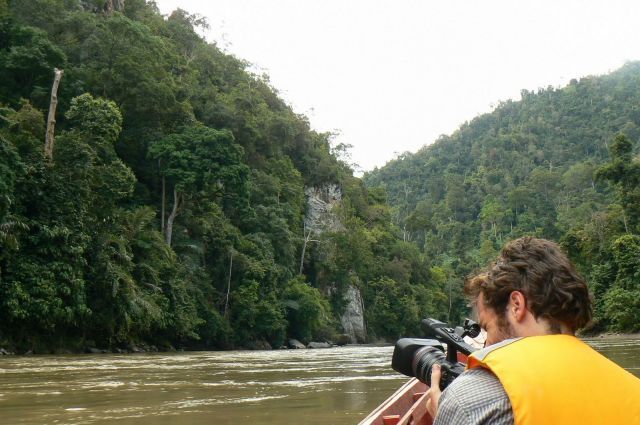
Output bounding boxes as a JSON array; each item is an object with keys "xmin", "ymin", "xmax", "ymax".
[
  {"xmin": 299, "ymin": 223, "xmax": 319, "ymax": 275},
  {"xmin": 160, "ymin": 162, "xmax": 166, "ymax": 234},
  {"xmin": 360, "ymin": 291, "xmax": 367, "ymax": 341},
  {"xmin": 44, "ymin": 68, "xmax": 63, "ymax": 162},
  {"xmin": 165, "ymin": 188, "xmax": 182, "ymax": 246},
  {"xmin": 224, "ymin": 249, "xmax": 233, "ymax": 317},
  {"xmin": 447, "ymin": 279, "xmax": 452, "ymax": 323}
]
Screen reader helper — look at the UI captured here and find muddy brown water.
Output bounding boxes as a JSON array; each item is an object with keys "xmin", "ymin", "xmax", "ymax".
[{"xmin": 0, "ymin": 338, "xmax": 638, "ymax": 424}]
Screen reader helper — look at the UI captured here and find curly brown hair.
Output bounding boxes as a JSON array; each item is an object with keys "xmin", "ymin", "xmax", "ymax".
[{"xmin": 464, "ymin": 237, "xmax": 592, "ymax": 332}]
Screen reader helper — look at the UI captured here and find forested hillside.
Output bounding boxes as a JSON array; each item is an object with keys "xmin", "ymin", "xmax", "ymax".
[
  {"xmin": 2, "ymin": 1, "xmax": 638, "ymax": 355},
  {"xmin": 365, "ymin": 62, "xmax": 640, "ymax": 333},
  {"xmin": 0, "ymin": 0, "xmax": 450, "ymax": 353}
]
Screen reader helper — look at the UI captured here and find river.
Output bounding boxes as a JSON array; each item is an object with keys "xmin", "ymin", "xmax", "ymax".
[{"xmin": 1, "ymin": 337, "xmax": 638, "ymax": 424}]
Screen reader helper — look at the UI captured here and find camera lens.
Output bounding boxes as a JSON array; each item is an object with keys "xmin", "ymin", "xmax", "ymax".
[{"xmin": 411, "ymin": 346, "xmax": 446, "ymax": 386}]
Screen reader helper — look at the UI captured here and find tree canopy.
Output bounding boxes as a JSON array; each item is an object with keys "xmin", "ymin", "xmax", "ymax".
[
  {"xmin": 0, "ymin": 0, "xmax": 445, "ymax": 352},
  {"xmin": 2, "ymin": 1, "xmax": 640, "ymax": 354},
  {"xmin": 365, "ymin": 63, "xmax": 640, "ymax": 332}
]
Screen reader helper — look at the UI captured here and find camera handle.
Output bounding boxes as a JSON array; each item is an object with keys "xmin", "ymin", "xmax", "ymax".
[{"xmin": 421, "ymin": 318, "xmax": 478, "ymax": 363}]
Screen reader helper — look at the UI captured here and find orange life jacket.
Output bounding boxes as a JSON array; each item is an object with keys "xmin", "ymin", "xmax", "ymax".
[{"xmin": 467, "ymin": 334, "xmax": 640, "ymax": 425}]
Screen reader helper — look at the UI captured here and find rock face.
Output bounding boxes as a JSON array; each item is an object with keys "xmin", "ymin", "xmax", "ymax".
[
  {"xmin": 252, "ymin": 340, "xmax": 273, "ymax": 350},
  {"xmin": 340, "ymin": 285, "xmax": 367, "ymax": 343},
  {"xmin": 335, "ymin": 334, "xmax": 350, "ymax": 346},
  {"xmin": 288, "ymin": 339, "xmax": 306, "ymax": 349},
  {"xmin": 304, "ymin": 185, "xmax": 343, "ymax": 233},
  {"xmin": 304, "ymin": 185, "xmax": 366, "ymax": 343},
  {"xmin": 307, "ymin": 342, "xmax": 332, "ymax": 349}
]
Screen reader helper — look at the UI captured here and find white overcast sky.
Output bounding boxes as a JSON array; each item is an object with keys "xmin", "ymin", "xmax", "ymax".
[{"xmin": 154, "ymin": 0, "xmax": 640, "ymax": 173}]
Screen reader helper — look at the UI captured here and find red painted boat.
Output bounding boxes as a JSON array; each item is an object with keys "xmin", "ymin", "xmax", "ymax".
[
  {"xmin": 358, "ymin": 352, "xmax": 469, "ymax": 425},
  {"xmin": 358, "ymin": 377, "xmax": 431, "ymax": 425}
]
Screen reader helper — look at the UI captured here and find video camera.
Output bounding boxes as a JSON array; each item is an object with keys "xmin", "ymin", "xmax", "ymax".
[{"xmin": 391, "ymin": 318, "xmax": 481, "ymax": 390}]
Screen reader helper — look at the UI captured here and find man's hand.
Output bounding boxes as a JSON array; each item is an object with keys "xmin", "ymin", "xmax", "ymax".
[{"xmin": 425, "ymin": 364, "xmax": 442, "ymax": 419}]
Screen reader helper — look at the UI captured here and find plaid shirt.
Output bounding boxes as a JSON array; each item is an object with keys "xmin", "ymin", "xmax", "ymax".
[{"xmin": 434, "ymin": 368, "xmax": 514, "ymax": 425}]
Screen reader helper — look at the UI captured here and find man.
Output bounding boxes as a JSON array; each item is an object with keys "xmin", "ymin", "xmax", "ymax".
[{"xmin": 426, "ymin": 236, "xmax": 640, "ymax": 425}]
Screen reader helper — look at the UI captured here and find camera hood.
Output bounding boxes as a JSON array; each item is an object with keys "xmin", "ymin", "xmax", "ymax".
[{"xmin": 391, "ymin": 338, "xmax": 444, "ymax": 377}]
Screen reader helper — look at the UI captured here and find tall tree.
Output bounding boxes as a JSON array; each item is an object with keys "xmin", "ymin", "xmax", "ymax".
[
  {"xmin": 149, "ymin": 126, "xmax": 249, "ymax": 246},
  {"xmin": 596, "ymin": 134, "xmax": 640, "ymax": 232}
]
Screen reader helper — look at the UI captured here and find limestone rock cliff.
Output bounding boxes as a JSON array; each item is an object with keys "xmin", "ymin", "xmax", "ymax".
[
  {"xmin": 304, "ymin": 184, "xmax": 366, "ymax": 342},
  {"xmin": 303, "ymin": 184, "xmax": 343, "ymax": 233},
  {"xmin": 340, "ymin": 285, "xmax": 367, "ymax": 343}
]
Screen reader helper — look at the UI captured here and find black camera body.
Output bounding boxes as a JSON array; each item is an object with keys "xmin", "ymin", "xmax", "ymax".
[{"xmin": 391, "ymin": 318, "xmax": 480, "ymax": 390}]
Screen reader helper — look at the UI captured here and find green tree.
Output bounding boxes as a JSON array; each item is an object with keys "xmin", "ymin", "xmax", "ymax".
[
  {"xmin": 0, "ymin": 25, "xmax": 66, "ymax": 106},
  {"xmin": 0, "ymin": 134, "xmax": 27, "ymax": 278},
  {"xmin": 230, "ymin": 280, "xmax": 286, "ymax": 348},
  {"xmin": 480, "ymin": 196, "xmax": 507, "ymax": 240},
  {"xmin": 365, "ymin": 276, "xmax": 420, "ymax": 339},
  {"xmin": 596, "ymin": 134, "xmax": 640, "ymax": 232},
  {"xmin": 282, "ymin": 276, "xmax": 332, "ymax": 342},
  {"xmin": 149, "ymin": 125, "xmax": 249, "ymax": 246}
]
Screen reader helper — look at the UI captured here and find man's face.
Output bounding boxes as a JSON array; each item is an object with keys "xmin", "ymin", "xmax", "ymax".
[{"xmin": 474, "ymin": 292, "xmax": 514, "ymax": 346}]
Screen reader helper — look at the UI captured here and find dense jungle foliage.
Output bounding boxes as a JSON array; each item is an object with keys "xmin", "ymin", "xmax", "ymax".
[
  {"xmin": 365, "ymin": 62, "xmax": 640, "ymax": 333},
  {"xmin": 0, "ymin": 0, "xmax": 452, "ymax": 353},
  {"xmin": 1, "ymin": 1, "xmax": 638, "ymax": 354}
]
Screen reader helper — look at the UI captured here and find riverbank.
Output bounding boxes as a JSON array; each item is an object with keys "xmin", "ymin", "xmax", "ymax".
[
  {"xmin": 0, "ymin": 339, "xmax": 358, "ymax": 356},
  {"xmin": 586, "ymin": 332, "xmax": 640, "ymax": 340},
  {"xmin": 0, "ymin": 343, "xmax": 168, "ymax": 356},
  {"xmin": 2, "ymin": 332, "xmax": 638, "ymax": 357}
]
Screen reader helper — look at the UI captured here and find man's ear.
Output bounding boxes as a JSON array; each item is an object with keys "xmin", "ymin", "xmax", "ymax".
[{"xmin": 508, "ymin": 291, "xmax": 527, "ymax": 321}]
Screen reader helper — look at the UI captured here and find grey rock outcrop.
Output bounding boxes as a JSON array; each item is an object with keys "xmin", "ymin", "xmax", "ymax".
[
  {"xmin": 307, "ymin": 341, "xmax": 332, "ymax": 349},
  {"xmin": 340, "ymin": 285, "xmax": 367, "ymax": 343},
  {"xmin": 303, "ymin": 185, "xmax": 367, "ymax": 344},
  {"xmin": 304, "ymin": 185, "xmax": 343, "ymax": 233},
  {"xmin": 288, "ymin": 339, "xmax": 306, "ymax": 349},
  {"xmin": 127, "ymin": 343, "xmax": 143, "ymax": 353},
  {"xmin": 335, "ymin": 334, "xmax": 350, "ymax": 346},
  {"xmin": 252, "ymin": 340, "xmax": 272, "ymax": 350}
]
